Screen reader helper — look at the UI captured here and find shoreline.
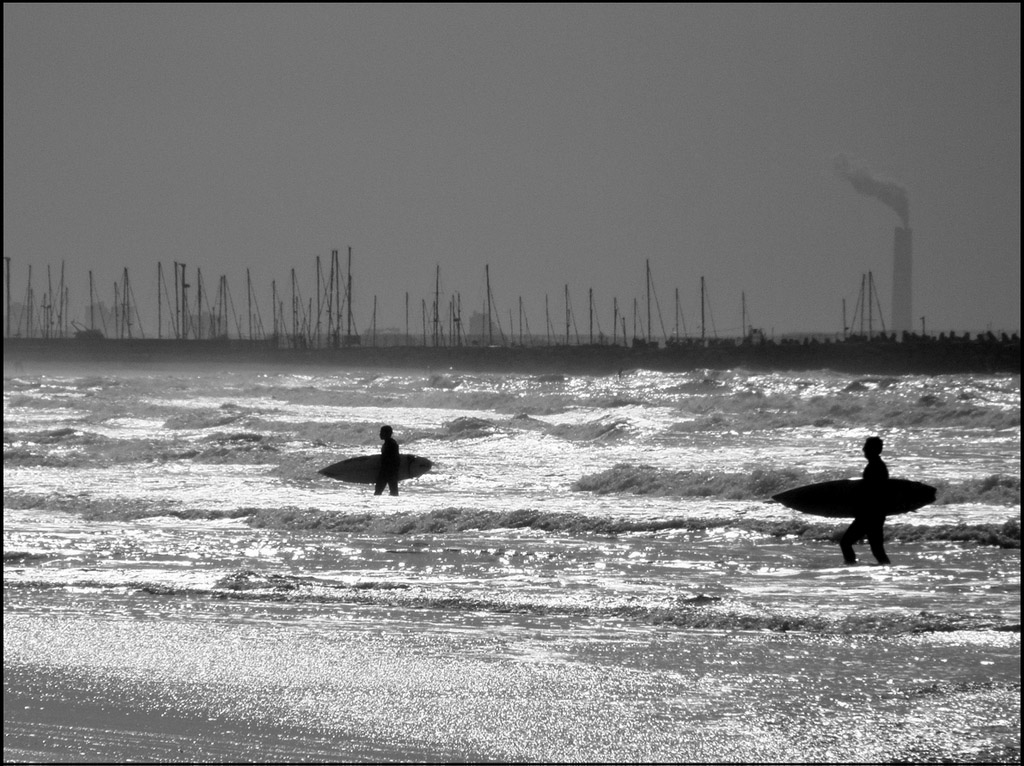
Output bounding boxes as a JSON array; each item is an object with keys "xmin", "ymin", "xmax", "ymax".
[
  {"xmin": 4, "ymin": 663, "xmax": 453, "ymax": 764},
  {"xmin": 5, "ymin": 604, "xmax": 1020, "ymax": 764}
]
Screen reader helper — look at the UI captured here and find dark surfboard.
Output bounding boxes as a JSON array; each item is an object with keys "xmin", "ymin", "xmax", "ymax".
[
  {"xmin": 772, "ymin": 478, "xmax": 936, "ymax": 518},
  {"xmin": 318, "ymin": 454, "xmax": 433, "ymax": 485}
]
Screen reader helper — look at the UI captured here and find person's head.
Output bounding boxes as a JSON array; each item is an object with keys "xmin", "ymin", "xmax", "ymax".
[
  {"xmin": 380, "ymin": 425, "xmax": 393, "ymax": 440},
  {"xmin": 863, "ymin": 436, "xmax": 884, "ymax": 458}
]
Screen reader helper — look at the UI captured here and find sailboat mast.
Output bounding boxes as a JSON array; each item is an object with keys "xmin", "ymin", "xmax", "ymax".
[
  {"xmin": 157, "ymin": 264, "xmax": 163, "ymax": 339},
  {"xmin": 346, "ymin": 247, "xmax": 353, "ymax": 341},
  {"xmin": 486, "ymin": 265, "xmax": 493, "ymax": 345},
  {"xmin": 434, "ymin": 264, "xmax": 440, "ymax": 346},
  {"xmin": 646, "ymin": 260, "xmax": 652, "ymax": 344},
  {"xmin": 868, "ymin": 271, "xmax": 874, "ymax": 338},
  {"xmin": 316, "ymin": 255, "xmax": 322, "ymax": 348},
  {"xmin": 589, "ymin": 288, "xmax": 593, "ymax": 345},
  {"xmin": 3, "ymin": 257, "xmax": 9, "ymax": 338},
  {"xmin": 742, "ymin": 291, "xmax": 747, "ymax": 341},
  {"xmin": 700, "ymin": 276, "xmax": 706, "ymax": 343},
  {"xmin": 613, "ymin": 297, "xmax": 618, "ymax": 345},
  {"xmin": 564, "ymin": 284, "xmax": 570, "ymax": 344},
  {"xmin": 247, "ymin": 269, "xmax": 253, "ymax": 341}
]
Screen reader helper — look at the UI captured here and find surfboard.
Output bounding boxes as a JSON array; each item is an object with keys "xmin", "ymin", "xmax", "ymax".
[
  {"xmin": 771, "ymin": 478, "xmax": 936, "ymax": 518},
  {"xmin": 318, "ymin": 454, "xmax": 433, "ymax": 485}
]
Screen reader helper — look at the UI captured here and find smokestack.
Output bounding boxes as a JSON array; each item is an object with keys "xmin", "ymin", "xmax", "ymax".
[{"xmin": 893, "ymin": 227, "xmax": 912, "ymax": 335}]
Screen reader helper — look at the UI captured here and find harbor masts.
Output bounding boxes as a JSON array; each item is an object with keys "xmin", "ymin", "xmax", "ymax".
[{"xmin": 613, "ymin": 297, "xmax": 618, "ymax": 346}]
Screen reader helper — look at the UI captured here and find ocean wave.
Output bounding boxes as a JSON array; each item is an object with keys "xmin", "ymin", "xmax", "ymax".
[
  {"xmin": 573, "ymin": 464, "xmax": 1022, "ymax": 508},
  {"xmin": 573, "ymin": 465, "xmax": 836, "ymax": 499},
  {"xmin": 162, "ymin": 409, "xmax": 248, "ymax": 430},
  {"xmin": 3, "ymin": 437, "xmax": 282, "ymax": 468},
  {"xmin": 206, "ymin": 577, "xmax": 1015, "ymax": 634},
  {"xmin": 249, "ymin": 506, "xmax": 1021, "ymax": 547},
  {"xmin": 443, "ymin": 416, "xmax": 497, "ymax": 438},
  {"xmin": 932, "ymin": 475, "xmax": 1021, "ymax": 507},
  {"xmin": 6, "ymin": 567, "xmax": 1017, "ymax": 635},
  {"xmin": 4, "ymin": 492, "xmax": 1018, "ymax": 547},
  {"xmin": 3, "ymin": 551, "xmax": 54, "ymax": 564}
]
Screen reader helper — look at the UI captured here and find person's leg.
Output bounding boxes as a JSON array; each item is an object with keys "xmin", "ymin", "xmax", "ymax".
[
  {"xmin": 388, "ymin": 477, "xmax": 399, "ymax": 496},
  {"xmin": 840, "ymin": 518, "xmax": 865, "ymax": 563},
  {"xmin": 374, "ymin": 478, "xmax": 385, "ymax": 496},
  {"xmin": 866, "ymin": 520, "xmax": 891, "ymax": 565}
]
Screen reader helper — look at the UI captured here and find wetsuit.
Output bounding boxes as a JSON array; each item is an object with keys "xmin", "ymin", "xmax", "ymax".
[
  {"xmin": 839, "ymin": 455, "xmax": 891, "ymax": 564},
  {"xmin": 374, "ymin": 436, "xmax": 400, "ymax": 496}
]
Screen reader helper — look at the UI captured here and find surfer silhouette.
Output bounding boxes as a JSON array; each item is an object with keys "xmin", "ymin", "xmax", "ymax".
[
  {"xmin": 374, "ymin": 425, "xmax": 400, "ymax": 496},
  {"xmin": 839, "ymin": 436, "xmax": 892, "ymax": 565}
]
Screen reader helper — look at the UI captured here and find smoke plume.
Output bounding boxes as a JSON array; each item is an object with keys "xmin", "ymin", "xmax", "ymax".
[{"xmin": 834, "ymin": 155, "xmax": 909, "ymax": 227}]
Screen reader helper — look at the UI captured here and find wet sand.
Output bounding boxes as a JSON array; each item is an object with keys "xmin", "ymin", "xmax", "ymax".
[{"xmin": 4, "ymin": 599, "xmax": 1020, "ymax": 763}]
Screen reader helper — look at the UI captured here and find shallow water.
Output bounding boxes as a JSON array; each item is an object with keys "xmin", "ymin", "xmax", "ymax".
[{"xmin": 4, "ymin": 364, "xmax": 1020, "ymax": 761}]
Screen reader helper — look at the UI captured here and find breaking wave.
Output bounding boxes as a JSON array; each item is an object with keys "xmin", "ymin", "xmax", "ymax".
[
  {"xmin": 5, "ymin": 567, "xmax": 1018, "ymax": 636},
  {"xmin": 573, "ymin": 464, "xmax": 1022, "ymax": 507},
  {"xmin": 5, "ymin": 493, "xmax": 1018, "ymax": 548}
]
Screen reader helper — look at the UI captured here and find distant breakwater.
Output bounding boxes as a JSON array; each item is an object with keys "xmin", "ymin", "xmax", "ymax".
[{"xmin": 4, "ymin": 336, "xmax": 1019, "ymax": 375}]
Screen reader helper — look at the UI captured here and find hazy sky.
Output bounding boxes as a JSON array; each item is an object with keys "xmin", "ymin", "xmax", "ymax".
[{"xmin": 4, "ymin": 3, "xmax": 1020, "ymax": 338}]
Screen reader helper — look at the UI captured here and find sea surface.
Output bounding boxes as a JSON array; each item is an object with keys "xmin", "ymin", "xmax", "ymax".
[{"xmin": 4, "ymin": 363, "xmax": 1020, "ymax": 762}]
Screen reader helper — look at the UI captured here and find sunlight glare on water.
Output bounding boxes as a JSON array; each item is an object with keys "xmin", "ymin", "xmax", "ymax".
[{"xmin": 3, "ymin": 366, "xmax": 1019, "ymax": 762}]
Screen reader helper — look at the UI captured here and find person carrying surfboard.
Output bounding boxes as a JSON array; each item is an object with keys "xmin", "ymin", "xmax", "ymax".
[
  {"xmin": 839, "ymin": 436, "xmax": 892, "ymax": 565},
  {"xmin": 374, "ymin": 425, "xmax": 401, "ymax": 496}
]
